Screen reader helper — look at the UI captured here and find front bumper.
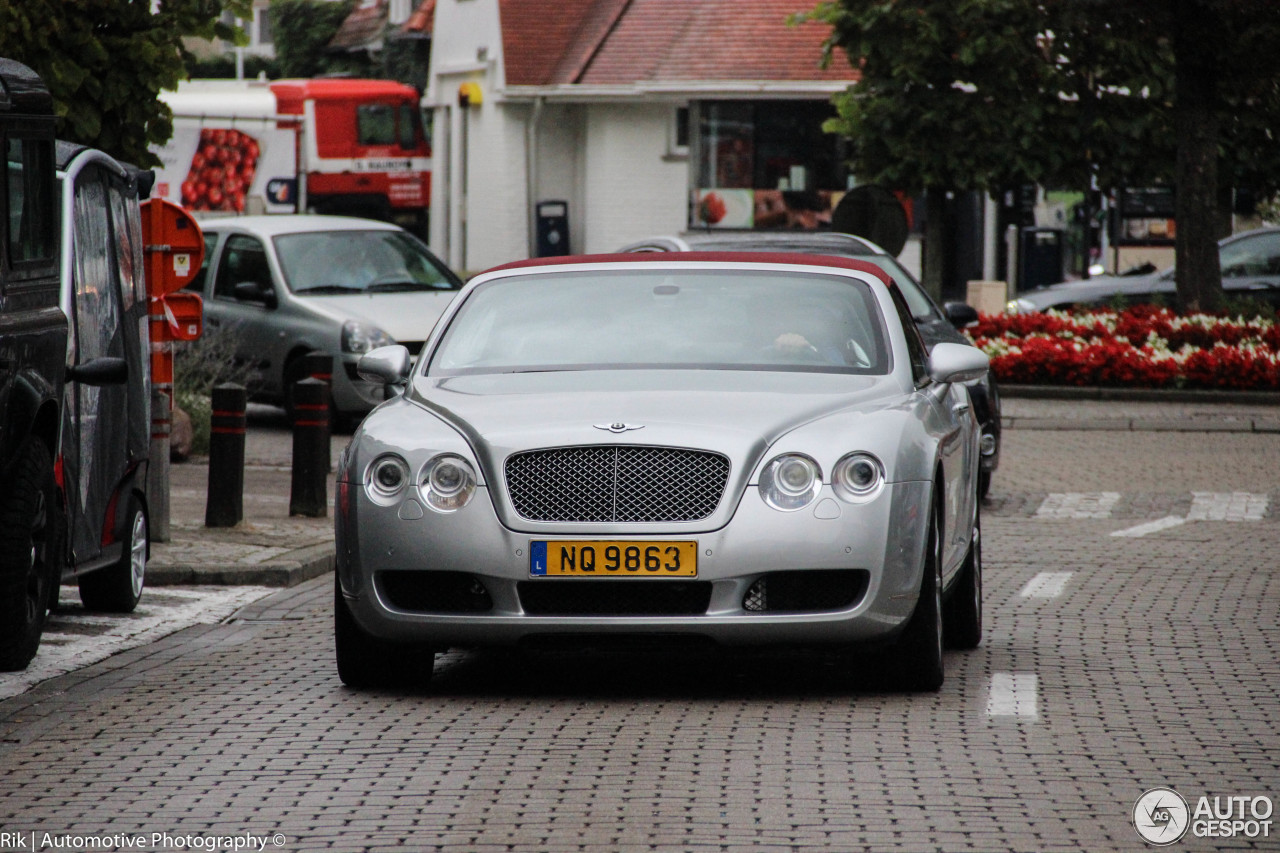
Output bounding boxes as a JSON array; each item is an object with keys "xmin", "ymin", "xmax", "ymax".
[{"xmin": 337, "ymin": 479, "xmax": 932, "ymax": 648}]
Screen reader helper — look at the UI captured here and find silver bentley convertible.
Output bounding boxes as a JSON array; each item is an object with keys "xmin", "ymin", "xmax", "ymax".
[{"xmin": 334, "ymin": 253, "xmax": 988, "ymax": 691}]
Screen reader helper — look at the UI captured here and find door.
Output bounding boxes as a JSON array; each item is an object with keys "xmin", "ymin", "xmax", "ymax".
[
  {"xmin": 62, "ymin": 164, "xmax": 147, "ymax": 567},
  {"xmin": 203, "ymin": 232, "xmax": 284, "ymax": 399}
]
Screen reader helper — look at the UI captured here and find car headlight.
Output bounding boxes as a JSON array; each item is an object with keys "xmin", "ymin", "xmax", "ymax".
[
  {"xmin": 419, "ymin": 454, "xmax": 477, "ymax": 512},
  {"xmin": 342, "ymin": 319, "xmax": 395, "ymax": 354},
  {"xmin": 365, "ymin": 454, "xmax": 410, "ymax": 505},
  {"xmin": 759, "ymin": 453, "xmax": 822, "ymax": 511},
  {"xmin": 1006, "ymin": 297, "xmax": 1037, "ymax": 315},
  {"xmin": 832, "ymin": 452, "xmax": 884, "ymax": 502}
]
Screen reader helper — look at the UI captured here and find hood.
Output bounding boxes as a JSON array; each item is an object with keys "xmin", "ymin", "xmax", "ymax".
[
  {"xmin": 295, "ymin": 291, "xmax": 457, "ymax": 344},
  {"xmin": 409, "ymin": 368, "xmax": 905, "ymax": 474}
]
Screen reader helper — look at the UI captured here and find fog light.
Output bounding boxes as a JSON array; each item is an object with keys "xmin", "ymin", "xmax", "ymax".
[{"xmin": 980, "ymin": 433, "xmax": 997, "ymax": 456}]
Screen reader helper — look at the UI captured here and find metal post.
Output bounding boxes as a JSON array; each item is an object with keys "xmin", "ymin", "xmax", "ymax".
[
  {"xmin": 148, "ymin": 386, "xmax": 171, "ymax": 542},
  {"xmin": 290, "ymin": 377, "xmax": 330, "ymax": 518},
  {"xmin": 206, "ymin": 383, "xmax": 246, "ymax": 528}
]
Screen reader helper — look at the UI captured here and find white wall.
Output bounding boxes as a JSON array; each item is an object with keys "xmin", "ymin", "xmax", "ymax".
[{"xmin": 581, "ymin": 103, "xmax": 689, "ymax": 253}]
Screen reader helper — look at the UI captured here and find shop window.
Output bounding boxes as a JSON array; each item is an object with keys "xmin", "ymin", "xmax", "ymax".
[
  {"xmin": 667, "ymin": 106, "xmax": 689, "ymax": 159},
  {"xmin": 692, "ymin": 101, "xmax": 848, "ymax": 231}
]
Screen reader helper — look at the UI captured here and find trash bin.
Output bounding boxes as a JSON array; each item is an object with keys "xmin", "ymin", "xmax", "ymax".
[
  {"xmin": 1019, "ymin": 227, "xmax": 1064, "ymax": 291},
  {"xmin": 535, "ymin": 201, "xmax": 570, "ymax": 257}
]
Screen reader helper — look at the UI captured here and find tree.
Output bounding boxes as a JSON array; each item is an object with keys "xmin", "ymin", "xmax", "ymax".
[
  {"xmin": 270, "ymin": 0, "xmax": 372, "ymax": 80},
  {"xmin": 803, "ymin": 0, "xmax": 1169, "ymax": 299},
  {"xmin": 0, "ymin": 0, "xmax": 251, "ymax": 169},
  {"xmin": 1072, "ymin": 0, "xmax": 1280, "ymax": 311},
  {"xmin": 804, "ymin": 0, "xmax": 1280, "ymax": 311}
]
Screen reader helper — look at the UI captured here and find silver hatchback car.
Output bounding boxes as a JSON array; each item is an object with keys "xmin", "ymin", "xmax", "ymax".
[{"xmin": 188, "ymin": 215, "xmax": 463, "ymax": 424}]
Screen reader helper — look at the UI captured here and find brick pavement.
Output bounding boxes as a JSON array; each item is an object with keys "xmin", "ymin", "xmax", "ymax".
[{"xmin": 0, "ymin": 395, "xmax": 1273, "ymax": 851}]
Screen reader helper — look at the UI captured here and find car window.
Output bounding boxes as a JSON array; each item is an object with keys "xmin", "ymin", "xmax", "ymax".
[
  {"xmin": 6, "ymin": 135, "xmax": 57, "ymax": 268},
  {"xmin": 886, "ymin": 284, "xmax": 928, "ymax": 385},
  {"xmin": 213, "ymin": 234, "xmax": 272, "ymax": 299},
  {"xmin": 274, "ymin": 229, "xmax": 460, "ymax": 294},
  {"xmin": 431, "ymin": 269, "xmax": 890, "ymax": 376},
  {"xmin": 1221, "ymin": 232, "xmax": 1280, "ymax": 278},
  {"xmin": 185, "ymin": 231, "xmax": 219, "ymax": 293}
]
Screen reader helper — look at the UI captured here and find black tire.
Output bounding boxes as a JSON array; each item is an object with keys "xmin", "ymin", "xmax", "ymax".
[
  {"xmin": 335, "ymin": 576, "xmax": 435, "ymax": 688},
  {"xmin": 944, "ymin": 512, "xmax": 982, "ymax": 650},
  {"xmin": 0, "ymin": 440, "xmax": 60, "ymax": 671},
  {"xmin": 78, "ymin": 494, "xmax": 146, "ymax": 613},
  {"xmin": 978, "ymin": 470, "xmax": 992, "ymax": 500},
  {"xmin": 894, "ymin": 502, "xmax": 944, "ymax": 692}
]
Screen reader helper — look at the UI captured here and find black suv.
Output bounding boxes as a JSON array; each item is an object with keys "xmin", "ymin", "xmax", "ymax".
[{"xmin": 0, "ymin": 59, "xmax": 67, "ymax": 670}]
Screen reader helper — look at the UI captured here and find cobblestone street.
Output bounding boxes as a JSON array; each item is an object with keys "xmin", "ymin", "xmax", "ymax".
[{"xmin": 0, "ymin": 402, "xmax": 1276, "ymax": 851}]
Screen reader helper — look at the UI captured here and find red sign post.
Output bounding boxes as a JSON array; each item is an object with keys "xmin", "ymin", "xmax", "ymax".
[{"xmin": 141, "ymin": 199, "xmax": 205, "ymax": 541}]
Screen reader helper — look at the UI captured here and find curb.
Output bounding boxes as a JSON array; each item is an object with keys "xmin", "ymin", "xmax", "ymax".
[
  {"xmin": 999, "ymin": 384, "xmax": 1280, "ymax": 405},
  {"xmin": 147, "ymin": 542, "xmax": 335, "ymax": 588}
]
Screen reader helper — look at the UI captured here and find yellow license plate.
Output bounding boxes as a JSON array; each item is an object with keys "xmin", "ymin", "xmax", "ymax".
[{"xmin": 530, "ymin": 540, "xmax": 697, "ymax": 577}]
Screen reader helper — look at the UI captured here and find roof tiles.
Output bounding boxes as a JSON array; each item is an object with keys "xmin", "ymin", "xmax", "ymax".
[{"xmin": 498, "ymin": 0, "xmax": 857, "ymax": 88}]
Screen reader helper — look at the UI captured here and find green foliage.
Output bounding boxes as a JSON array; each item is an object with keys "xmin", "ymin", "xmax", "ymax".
[
  {"xmin": 0, "ymin": 0, "xmax": 252, "ymax": 168},
  {"xmin": 270, "ymin": 0, "xmax": 372, "ymax": 79},
  {"xmin": 173, "ymin": 327, "xmax": 257, "ymax": 456},
  {"xmin": 186, "ymin": 53, "xmax": 280, "ymax": 80}
]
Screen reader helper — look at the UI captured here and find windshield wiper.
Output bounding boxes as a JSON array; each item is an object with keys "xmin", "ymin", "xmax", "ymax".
[
  {"xmin": 366, "ymin": 281, "xmax": 443, "ymax": 292},
  {"xmin": 294, "ymin": 284, "xmax": 364, "ymax": 294}
]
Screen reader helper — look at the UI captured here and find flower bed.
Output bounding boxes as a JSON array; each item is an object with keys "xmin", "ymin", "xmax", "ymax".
[{"xmin": 964, "ymin": 305, "xmax": 1280, "ymax": 390}]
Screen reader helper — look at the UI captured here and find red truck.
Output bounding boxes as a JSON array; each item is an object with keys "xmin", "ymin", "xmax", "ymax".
[{"xmin": 153, "ymin": 77, "xmax": 431, "ymax": 234}]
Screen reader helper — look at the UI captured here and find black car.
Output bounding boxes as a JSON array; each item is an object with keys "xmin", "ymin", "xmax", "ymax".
[
  {"xmin": 617, "ymin": 231, "xmax": 1002, "ymax": 497},
  {"xmin": 0, "ymin": 59, "xmax": 67, "ymax": 670},
  {"xmin": 1009, "ymin": 227, "xmax": 1280, "ymax": 312}
]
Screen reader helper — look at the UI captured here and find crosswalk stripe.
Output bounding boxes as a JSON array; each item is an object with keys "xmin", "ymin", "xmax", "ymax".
[
  {"xmin": 1188, "ymin": 492, "xmax": 1269, "ymax": 521},
  {"xmin": 1035, "ymin": 492, "xmax": 1121, "ymax": 519},
  {"xmin": 1019, "ymin": 572, "xmax": 1073, "ymax": 598},
  {"xmin": 986, "ymin": 673, "xmax": 1038, "ymax": 717}
]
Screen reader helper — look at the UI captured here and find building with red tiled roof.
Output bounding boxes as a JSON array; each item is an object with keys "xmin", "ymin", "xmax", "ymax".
[{"xmin": 425, "ymin": 0, "xmax": 864, "ymax": 273}]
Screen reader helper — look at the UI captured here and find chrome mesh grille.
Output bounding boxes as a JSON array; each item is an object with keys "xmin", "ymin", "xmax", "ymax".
[{"xmin": 505, "ymin": 446, "xmax": 730, "ymax": 522}]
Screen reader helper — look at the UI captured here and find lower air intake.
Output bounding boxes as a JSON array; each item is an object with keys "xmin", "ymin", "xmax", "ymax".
[
  {"xmin": 742, "ymin": 570, "xmax": 869, "ymax": 614},
  {"xmin": 518, "ymin": 580, "xmax": 712, "ymax": 616}
]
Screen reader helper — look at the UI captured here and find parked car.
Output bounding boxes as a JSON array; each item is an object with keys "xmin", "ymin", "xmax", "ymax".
[
  {"xmin": 618, "ymin": 231, "xmax": 1002, "ymax": 498},
  {"xmin": 188, "ymin": 215, "xmax": 463, "ymax": 426},
  {"xmin": 1009, "ymin": 227, "xmax": 1280, "ymax": 313},
  {"xmin": 335, "ymin": 252, "xmax": 988, "ymax": 691},
  {"xmin": 54, "ymin": 141, "xmax": 155, "ymax": 613},
  {"xmin": 0, "ymin": 58, "xmax": 66, "ymax": 671}
]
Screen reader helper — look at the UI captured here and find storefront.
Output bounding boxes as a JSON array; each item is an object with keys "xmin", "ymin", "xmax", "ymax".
[{"xmin": 690, "ymin": 100, "xmax": 852, "ymax": 231}]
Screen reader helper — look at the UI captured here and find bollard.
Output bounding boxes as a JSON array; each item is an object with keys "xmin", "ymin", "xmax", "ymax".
[
  {"xmin": 298, "ymin": 350, "xmax": 333, "ymax": 386},
  {"xmin": 290, "ymin": 376, "xmax": 330, "ymax": 517},
  {"xmin": 206, "ymin": 383, "xmax": 246, "ymax": 527}
]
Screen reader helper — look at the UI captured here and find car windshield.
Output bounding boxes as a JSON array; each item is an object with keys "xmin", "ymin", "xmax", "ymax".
[
  {"xmin": 274, "ymin": 229, "xmax": 460, "ymax": 294},
  {"xmin": 686, "ymin": 239, "xmax": 940, "ymax": 322},
  {"xmin": 429, "ymin": 269, "xmax": 890, "ymax": 376}
]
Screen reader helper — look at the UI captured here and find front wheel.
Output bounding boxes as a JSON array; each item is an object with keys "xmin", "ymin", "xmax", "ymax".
[
  {"xmin": 78, "ymin": 495, "xmax": 147, "ymax": 613},
  {"xmin": 0, "ymin": 440, "xmax": 60, "ymax": 671},
  {"xmin": 944, "ymin": 514, "xmax": 982, "ymax": 650},
  {"xmin": 894, "ymin": 503, "xmax": 944, "ymax": 692},
  {"xmin": 335, "ymin": 576, "xmax": 435, "ymax": 689}
]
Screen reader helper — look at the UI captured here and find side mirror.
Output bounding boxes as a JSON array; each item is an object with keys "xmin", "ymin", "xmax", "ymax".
[
  {"xmin": 942, "ymin": 301, "xmax": 979, "ymax": 328},
  {"xmin": 233, "ymin": 280, "xmax": 277, "ymax": 309},
  {"xmin": 928, "ymin": 342, "xmax": 988, "ymax": 385},
  {"xmin": 67, "ymin": 356, "xmax": 128, "ymax": 386},
  {"xmin": 357, "ymin": 344, "xmax": 412, "ymax": 386}
]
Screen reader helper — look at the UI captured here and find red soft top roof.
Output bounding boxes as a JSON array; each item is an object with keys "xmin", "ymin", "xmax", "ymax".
[{"xmin": 483, "ymin": 252, "xmax": 895, "ymax": 287}]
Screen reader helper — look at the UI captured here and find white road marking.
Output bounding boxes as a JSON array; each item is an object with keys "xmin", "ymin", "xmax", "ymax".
[
  {"xmin": 1111, "ymin": 516, "xmax": 1188, "ymax": 538},
  {"xmin": 0, "ymin": 585, "xmax": 274, "ymax": 701},
  {"xmin": 1035, "ymin": 492, "xmax": 1121, "ymax": 519},
  {"xmin": 1188, "ymin": 492, "xmax": 1269, "ymax": 521},
  {"xmin": 986, "ymin": 673, "xmax": 1039, "ymax": 717},
  {"xmin": 1018, "ymin": 572, "xmax": 1073, "ymax": 598}
]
